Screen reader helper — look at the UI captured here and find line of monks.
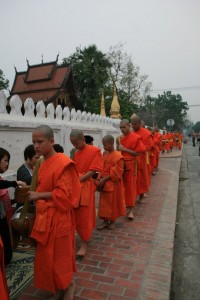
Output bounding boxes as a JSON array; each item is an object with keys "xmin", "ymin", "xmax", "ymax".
[
  {"xmin": 160, "ymin": 130, "xmax": 183, "ymax": 153},
  {"xmin": 0, "ymin": 117, "xmax": 183, "ymax": 300}
]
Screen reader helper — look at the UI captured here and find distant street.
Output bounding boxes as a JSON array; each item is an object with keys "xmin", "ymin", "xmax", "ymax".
[{"xmin": 171, "ymin": 139, "xmax": 200, "ymax": 300}]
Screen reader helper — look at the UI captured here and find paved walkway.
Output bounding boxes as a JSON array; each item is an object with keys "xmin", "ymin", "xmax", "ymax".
[{"xmin": 17, "ymin": 149, "xmax": 182, "ymax": 300}]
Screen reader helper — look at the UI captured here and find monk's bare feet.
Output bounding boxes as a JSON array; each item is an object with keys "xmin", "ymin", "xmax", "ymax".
[
  {"xmin": 63, "ymin": 281, "xmax": 75, "ymax": 300},
  {"xmin": 126, "ymin": 207, "xmax": 131, "ymax": 215},
  {"xmin": 97, "ymin": 220, "xmax": 109, "ymax": 230},
  {"xmin": 108, "ymin": 221, "xmax": 115, "ymax": 230},
  {"xmin": 49, "ymin": 290, "xmax": 64, "ymax": 300},
  {"xmin": 137, "ymin": 193, "xmax": 144, "ymax": 204},
  {"xmin": 127, "ymin": 209, "xmax": 134, "ymax": 220},
  {"xmin": 76, "ymin": 241, "xmax": 87, "ymax": 257}
]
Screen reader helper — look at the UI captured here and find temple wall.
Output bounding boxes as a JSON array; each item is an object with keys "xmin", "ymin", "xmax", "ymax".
[{"xmin": 0, "ymin": 91, "xmax": 120, "ymax": 179}]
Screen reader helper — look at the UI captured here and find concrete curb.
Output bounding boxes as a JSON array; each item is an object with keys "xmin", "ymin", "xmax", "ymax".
[{"xmin": 138, "ymin": 157, "xmax": 182, "ymax": 300}]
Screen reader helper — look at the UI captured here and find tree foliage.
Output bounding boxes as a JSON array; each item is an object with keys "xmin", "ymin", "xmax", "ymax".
[
  {"xmin": 0, "ymin": 69, "xmax": 9, "ymax": 90},
  {"xmin": 62, "ymin": 43, "xmax": 151, "ymax": 116},
  {"xmin": 62, "ymin": 45, "xmax": 111, "ymax": 113},
  {"xmin": 136, "ymin": 91, "xmax": 189, "ymax": 130},
  {"xmin": 106, "ymin": 42, "xmax": 151, "ymax": 103},
  {"xmin": 192, "ymin": 121, "xmax": 200, "ymax": 132}
]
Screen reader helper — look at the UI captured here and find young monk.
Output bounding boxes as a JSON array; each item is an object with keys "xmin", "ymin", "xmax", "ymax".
[
  {"xmin": 28, "ymin": 125, "xmax": 81, "ymax": 300},
  {"xmin": 96, "ymin": 135, "xmax": 126, "ymax": 230},
  {"xmin": 70, "ymin": 130, "xmax": 103, "ymax": 257},
  {"xmin": 0, "ymin": 236, "xmax": 9, "ymax": 300},
  {"xmin": 131, "ymin": 114, "xmax": 154, "ymax": 202},
  {"xmin": 117, "ymin": 120, "xmax": 146, "ymax": 219}
]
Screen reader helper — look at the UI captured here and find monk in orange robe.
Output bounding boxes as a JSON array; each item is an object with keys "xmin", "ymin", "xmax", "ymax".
[
  {"xmin": 70, "ymin": 130, "xmax": 103, "ymax": 257},
  {"xmin": 96, "ymin": 135, "xmax": 126, "ymax": 230},
  {"xmin": 117, "ymin": 120, "xmax": 146, "ymax": 219},
  {"xmin": 131, "ymin": 114, "xmax": 154, "ymax": 202},
  {"xmin": 147, "ymin": 127, "xmax": 156, "ymax": 176},
  {"xmin": 167, "ymin": 131, "xmax": 174, "ymax": 151},
  {"xmin": 28, "ymin": 125, "xmax": 81, "ymax": 300},
  {"xmin": 153, "ymin": 128, "xmax": 162, "ymax": 170},
  {"xmin": 0, "ymin": 236, "xmax": 9, "ymax": 300}
]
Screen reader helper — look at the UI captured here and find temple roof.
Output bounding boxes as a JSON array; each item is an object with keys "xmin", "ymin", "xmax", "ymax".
[{"xmin": 10, "ymin": 60, "xmax": 79, "ymax": 105}]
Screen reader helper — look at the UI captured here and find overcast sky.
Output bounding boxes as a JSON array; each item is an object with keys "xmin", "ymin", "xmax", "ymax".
[{"xmin": 1, "ymin": 0, "xmax": 200, "ymax": 123}]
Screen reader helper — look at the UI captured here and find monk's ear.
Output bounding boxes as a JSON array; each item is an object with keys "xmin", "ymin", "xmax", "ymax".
[{"xmin": 50, "ymin": 137, "xmax": 55, "ymax": 145}]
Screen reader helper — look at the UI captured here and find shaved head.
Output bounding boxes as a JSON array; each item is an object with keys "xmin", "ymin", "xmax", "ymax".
[
  {"xmin": 120, "ymin": 119, "xmax": 130, "ymax": 125},
  {"xmin": 102, "ymin": 135, "xmax": 114, "ymax": 144},
  {"xmin": 34, "ymin": 125, "xmax": 54, "ymax": 139},
  {"xmin": 70, "ymin": 130, "xmax": 84, "ymax": 140},
  {"xmin": 130, "ymin": 114, "xmax": 141, "ymax": 124}
]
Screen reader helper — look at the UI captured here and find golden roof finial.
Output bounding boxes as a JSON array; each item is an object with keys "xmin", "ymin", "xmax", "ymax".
[
  {"xmin": 100, "ymin": 91, "xmax": 106, "ymax": 116},
  {"xmin": 110, "ymin": 82, "xmax": 121, "ymax": 119}
]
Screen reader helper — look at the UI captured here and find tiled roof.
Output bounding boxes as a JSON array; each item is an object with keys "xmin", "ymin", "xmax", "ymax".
[
  {"xmin": 11, "ymin": 66, "xmax": 69, "ymax": 95},
  {"xmin": 26, "ymin": 63, "xmax": 54, "ymax": 82}
]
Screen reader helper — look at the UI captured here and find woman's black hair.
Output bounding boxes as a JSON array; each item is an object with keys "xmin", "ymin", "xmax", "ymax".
[{"xmin": 0, "ymin": 147, "xmax": 10, "ymax": 162}]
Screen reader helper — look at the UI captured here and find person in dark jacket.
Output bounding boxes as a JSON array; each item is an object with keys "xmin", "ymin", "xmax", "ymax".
[{"xmin": 17, "ymin": 144, "xmax": 39, "ymax": 185}]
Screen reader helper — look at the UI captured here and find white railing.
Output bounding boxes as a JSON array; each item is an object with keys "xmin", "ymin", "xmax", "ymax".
[{"xmin": 0, "ymin": 91, "xmax": 120, "ymax": 175}]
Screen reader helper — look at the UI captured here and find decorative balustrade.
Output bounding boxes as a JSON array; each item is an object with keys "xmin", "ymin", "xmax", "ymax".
[
  {"xmin": 0, "ymin": 92, "xmax": 121, "ymax": 173},
  {"xmin": 0, "ymin": 92, "xmax": 118, "ymax": 128}
]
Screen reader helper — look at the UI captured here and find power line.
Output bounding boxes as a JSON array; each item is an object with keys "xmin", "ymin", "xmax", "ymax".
[{"xmin": 150, "ymin": 85, "xmax": 200, "ymax": 93}]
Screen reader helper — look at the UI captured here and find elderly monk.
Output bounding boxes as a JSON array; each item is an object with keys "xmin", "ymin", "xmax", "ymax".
[
  {"xmin": 70, "ymin": 130, "xmax": 103, "ymax": 257},
  {"xmin": 131, "ymin": 114, "xmax": 154, "ymax": 202},
  {"xmin": 97, "ymin": 135, "xmax": 126, "ymax": 230},
  {"xmin": 117, "ymin": 120, "xmax": 146, "ymax": 219},
  {"xmin": 0, "ymin": 237, "xmax": 9, "ymax": 300},
  {"xmin": 28, "ymin": 125, "xmax": 81, "ymax": 300}
]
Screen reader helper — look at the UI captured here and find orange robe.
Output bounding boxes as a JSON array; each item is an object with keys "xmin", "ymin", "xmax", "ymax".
[
  {"xmin": 31, "ymin": 153, "xmax": 81, "ymax": 294},
  {"xmin": 73, "ymin": 145, "xmax": 103, "ymax": 241},
  {"xmin": 168, "ymin": 133, "xmax": 174, "ymax": 150},
  {"xmin": 134, "ymin": 127, "xmax": 153, "ymax": 195},
  {"xmin": 161, "ymin": 133, "xmax": 169, "ymax": 152},
  {"xmin": 119, "ymin": 132, "xmax": 146, "ymax": 206},
  {"xmin": 149, "ymin": 134, "xmax": 156, "ymax": 174},
  {"xmin": 154, "ymin": 131, "xmax": 162, "ymax": 168},
  {"xmin": 98, "ymin": 150, "xmax": 126, "ymax": 221},
  {"xmin": 0, "ymin": 237, "xmax": 9, "ymax": 300}
]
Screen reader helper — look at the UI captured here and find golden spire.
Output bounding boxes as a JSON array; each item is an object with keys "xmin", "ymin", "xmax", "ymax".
[
  {"xmin": 110, "ymin": 82, "xmax": 121, "ymax": 119},
  {"xmin": 100, "ymin": 91, "xmax": 106, "ymax": 116}
]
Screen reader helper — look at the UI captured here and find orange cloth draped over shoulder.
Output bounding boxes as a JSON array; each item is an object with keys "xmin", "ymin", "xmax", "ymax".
[
  {"xmin": 134, "ymin": 127, "xmax": 153, "ymax": 195},
  {"xmin": 31, "ymin": 153, "xmax": 81, "ymax": 294},
  {"xmin": 120, "ymin": 132, "xmax": 146, "ymax": 206},
  {"xmin": 0, "ymin": 237, "xmax": 9, "ymax": 300},
  {"xmin": 73, "ymin": 145, "xmax": 103, "ymax": 241},
  {"xmin": 98, "ymin": 150, "xmax": 126, "ymax": 221}
]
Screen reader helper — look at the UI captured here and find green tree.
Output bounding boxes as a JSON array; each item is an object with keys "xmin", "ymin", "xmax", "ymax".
[
  {"xmin": 62, "ymin": 45, "xmax": 111, "ymax": 114},
  {"xmin": 192, "ymin": 121, "xmax": 200, "ymax": 132},
  {"xmin": 136, "ymin": 91, "xmax": 189, "ymax": 130},
  {"xmin": 0, "ymin": 69, "xmax": 9, "ymax": 90}
]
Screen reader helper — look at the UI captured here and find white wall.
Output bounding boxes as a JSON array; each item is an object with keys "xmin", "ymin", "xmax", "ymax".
[{"xmin": 0, "ymin": 91, "xmax": 121, "ymax": 178}]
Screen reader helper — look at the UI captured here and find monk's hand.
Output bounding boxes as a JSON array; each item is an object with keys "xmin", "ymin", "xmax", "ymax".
[
  {"xmin": 16, "ymin": 181, "xmax": 27, "ymax": 188},
  {"xmin": 98, "ymin": 178, "xmax": 106, "ymax": 189},
  {"xmin": 79, "ymin": 176, "xmax": 85, "ymax": 183},
  {"xmin": 118, "ymin": 144, "xmax": 126, "ymax": 151},
  {"xmin": 28, "ymin": 191, "xmax": 40, "ymax": 201}
]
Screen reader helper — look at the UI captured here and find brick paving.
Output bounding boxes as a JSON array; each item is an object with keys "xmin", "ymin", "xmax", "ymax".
[{"xmin": 17, "ymin": 152, "xmax": 181, "ymax": 300}]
